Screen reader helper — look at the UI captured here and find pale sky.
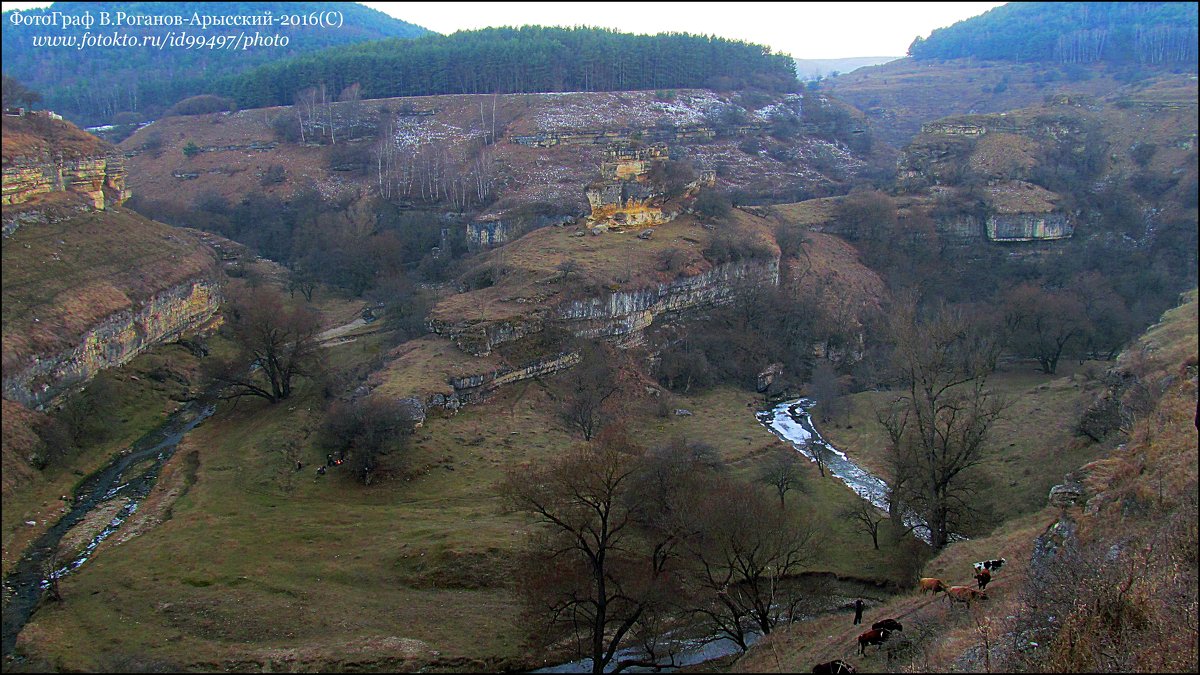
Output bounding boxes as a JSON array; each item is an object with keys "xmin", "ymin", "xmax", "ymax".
[{"xmin": 2, "ymin": 1, "xmax": 1006, "ymax": 59}]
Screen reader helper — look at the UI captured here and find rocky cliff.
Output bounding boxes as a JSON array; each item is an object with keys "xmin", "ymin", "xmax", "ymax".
[
  {"xmin": 1, "ymin": 112, "xmax": 129, "ymax": 232},
  {"xmin": 2, "ymin": 278, "xmax": 220, "ymax": 408},
  {"xmin": 3, "ymin": 114, "xmax": 221, "ymax": 409}
]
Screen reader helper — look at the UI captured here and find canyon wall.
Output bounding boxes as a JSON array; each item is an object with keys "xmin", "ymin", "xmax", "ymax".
[{"xmin": 3, "ymin": 279, "xmax": 221, "ymax": 409}]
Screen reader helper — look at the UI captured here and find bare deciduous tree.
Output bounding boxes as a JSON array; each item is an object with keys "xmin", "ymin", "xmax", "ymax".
[
  {"xmin": 559, "ymin": 342, "xmax": 620, "ymax": 441},
  {"xmin": 878, "ymin": 300, "xmax": 1006, "ymax": 549},
  {"xmin": 759, "ymin": 447, "xmax": 806, "ymax": 509},
  {"xmin": 206, "ymin": 285, "xmax": 324, "ymax": 404},
  {"xmin": 503, "ymin": 433, "xmax": 680, "ymax": 674},
  {"xmin": 839, "ymin": 499, "xmax": 886, "ymax": 550},
  {"xmin": 678, "ymin": 480, "xmax": 821, "ymax": 651}
]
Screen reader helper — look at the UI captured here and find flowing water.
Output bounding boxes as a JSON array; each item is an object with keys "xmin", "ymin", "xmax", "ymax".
[
  {"xmin": 757, "ymin": 398, "xmax": 953, "ymax": 545},
  {"xmin": 1, "ymin": 400, "xmax": 215, "ymax": 659}
]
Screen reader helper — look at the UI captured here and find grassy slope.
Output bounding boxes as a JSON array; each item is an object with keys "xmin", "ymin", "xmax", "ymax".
[
  {"xmin": 735, "ymin": 289, "xmax": 1199, "ymax": 673},
  {"xmin": 815, "ymin": 359, "xmax": 1106, "ymax": 528},
  {"xmin": 14, "ymin": 358, "xmax": 913, "ymax": 670},
  {"xmin": 1, "ymin": 205, "xmax": 217, "ymax": 363},
  {"xmin": 824, "ymin": 58, "xmax": 1143, "ymax": 148}
]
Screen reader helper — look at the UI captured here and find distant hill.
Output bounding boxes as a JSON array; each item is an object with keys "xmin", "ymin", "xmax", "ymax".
[
  {"xmin": 793, "ymin": 56, "xmax": 900, "ymax": 80},
  {"xmin": 219, "ymin": 26, "xmax": 800, "ymax": 109},
  {"xmin": 0, "ymin": 1, "xmax": 430, "ymax": 126},
  {"xmin": 909, "ymin": 2, "xmax": 1198, "ymax": 65}
]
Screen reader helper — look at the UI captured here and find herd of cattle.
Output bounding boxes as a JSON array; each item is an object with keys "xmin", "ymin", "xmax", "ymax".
[{"xmin": 810, "ymin": 558, "xmax": 1007, "ymax": 673}]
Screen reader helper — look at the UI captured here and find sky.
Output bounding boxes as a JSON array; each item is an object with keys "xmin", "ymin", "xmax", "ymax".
[{"xmin": 1, "ymin": 1, "xmax": 1006, "ymax": 59}]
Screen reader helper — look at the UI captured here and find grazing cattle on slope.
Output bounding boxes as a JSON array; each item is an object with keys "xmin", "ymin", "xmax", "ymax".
[
  {"xmin": 858, "ymin": 628, "xmax": 892, "ymax": 655},
  {"xmin": 812, "ymin": 659, "xmax": 856, "ymax": 674},
  {"xmin": 872, "ymin": 618, "xmax": 903, "ymax": 632},
  {"xmin": 975, "ymin": 567, "xmax": 992, "ymax": 590},
  {"xmin": 973, "ymin": 558, "xmax": 1006, "ymax": 573},
  {"xmin": 919, "ymin": 577, "xmax": 947, "ymax": 594},
  {"xmin": 945, "ymin": 585, "xmax": 988, "ymax": 606}
]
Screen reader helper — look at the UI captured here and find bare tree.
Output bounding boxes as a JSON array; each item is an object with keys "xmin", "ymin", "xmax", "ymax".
[
  {"xmin": 319, "ymin": 397, "xmax": 419, "ymax": 485},
  {"xmin": 759, "ymin": 447, "xmax": 806, "ymax": 509},
  {"xmin": 1003, "ymin": 283, "xmax": 1087, "ymax": 374},
  {"xmin": 878, "ymin": 300, "xmax": 1006, "ymax": 549},
  {"xmin": 809, "ymin": 358, "xmax": 845, "ymax": 423},
  {"xmin": 205, "ymin": 285, "xmax": 324, "ymax": 404},
  {"xmin": 503, "ymin": 432, "xmax": 680, "ymax": 674},
  {"xmin": 559, "ymin": 342, "xmax": 620, "ymax": 441},
  {"xmin": 679, "ymin": 480, "xmax": 821, "ymax": 651},
  {"xmin": 839, "ymin": 500, "xmax": 886, "ymax": 550}
]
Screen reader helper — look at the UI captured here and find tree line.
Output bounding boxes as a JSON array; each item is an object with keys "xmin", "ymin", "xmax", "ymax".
[
  {"xmin": 908, "ymin": 2, "xmax": 1198, "ymax": 66},
  {"xmin": 220, "ymin": 26, "xmax": 799, "ymax": 110},
  {"xmin": 0, "ymin": 1, "xmax": 428, "ymax": 125}
]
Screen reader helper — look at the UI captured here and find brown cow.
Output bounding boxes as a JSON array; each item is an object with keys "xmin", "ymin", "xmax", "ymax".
[
  {"xmin": 811, "ymin": 659, "xmax": 856, "ymax": 674},
  {"xmin": 919, "ymin": 577, "xmax": 947, "ymax": 594},
  {"xmin": 945, "ymin": 585, "xmax": 988, "ymax": 606},
  {"xmin": 975, "ymin": 567, "xmax": 992, "ymax": 590},
  {"xmin": 858, "ymin": 628, "xmax": 892, "ymax": 655}
]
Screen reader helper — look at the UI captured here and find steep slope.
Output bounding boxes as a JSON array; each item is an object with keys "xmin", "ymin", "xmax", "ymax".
[
  {"xmin": 733, "ymin": 289, "xmax": 1198, "ymax": 673},
  {"xmin": 119, "ymin": 88, "xmax": 877, "ymax": 252},
  {"xmin": 2, "ymin": 113, "xmax": 221, "ymax": 410}
]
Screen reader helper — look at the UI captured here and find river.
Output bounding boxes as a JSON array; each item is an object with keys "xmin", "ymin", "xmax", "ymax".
[
  {"xmin": 757, "ymin": 398, "xmax": 943, "ymax": 545},
  {"xmin": 1, "ymin": 399, "xmax": 214, "ymax": 659}
]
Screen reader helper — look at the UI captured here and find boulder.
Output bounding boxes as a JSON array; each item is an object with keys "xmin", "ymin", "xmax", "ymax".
[{"xmin": 1048, "ymin": 481, "xmax": 1085, "ymax": 508}]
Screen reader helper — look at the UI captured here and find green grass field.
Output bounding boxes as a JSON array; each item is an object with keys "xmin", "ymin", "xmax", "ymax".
[{"xmin": 13, "ymin": 356, "xmax": 916, "ymax": 670}]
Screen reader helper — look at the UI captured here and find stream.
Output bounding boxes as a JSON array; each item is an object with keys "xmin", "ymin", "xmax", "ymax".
[
  {"xmin": 1, "ymin": 399, "xmax": 215, "ymax": 659},
  {"xmin": 758, "ymin": 398, "xmax": 943, "ymax": 545},
  {"xmin": 538, "ymin": 399, "xmax": 920, "ymax": 673}
]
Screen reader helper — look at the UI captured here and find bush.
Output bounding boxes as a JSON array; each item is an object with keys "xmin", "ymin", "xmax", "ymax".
[
  {"xmin": 694, "ymin": 189, "xmax": 732, "ymax": 221},
  {"xmin": 270, "ymin": 114, "xmax": 302, "ymax": 142},
  {"xmin": 164, "ymin": 94, "xmax": 237, "ymax": 117},
  {"xmin": 182, "ymin": 141, "xmax": 201, "ymax": 158},
  {"xmin": 260, "ymin": 164, "xmax": 287, "ymax": 186}
]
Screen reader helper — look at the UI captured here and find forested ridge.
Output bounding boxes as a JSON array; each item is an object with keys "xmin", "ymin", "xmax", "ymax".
[
  {"xmin": 908, "ymin": 2, "xmax": 1198, "ymax": 65},
  {"xmin": 0, "ymin": 1, "xmax": 429, "ymax": 125},
  {"xmin": 219, "ymin": 26, "xmax": 800, "ymax": 109}
]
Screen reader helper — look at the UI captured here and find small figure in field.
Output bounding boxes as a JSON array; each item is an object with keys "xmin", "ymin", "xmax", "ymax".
[
  {"xmin": 316, "ymin": 466, "xmax": 326, "ymax": 476},
  {"xmin": 853, "ymin": 598, "xmax": 864, "ymax": 625},
  {"xmin": 296, "ymin": 461, "xmax": 303, "ymax": 471}
]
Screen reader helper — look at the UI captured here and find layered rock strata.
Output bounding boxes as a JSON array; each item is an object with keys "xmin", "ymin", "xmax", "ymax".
[{"xmin": 3, "ymin": 279, "xmax": 221, "ymax": 408}]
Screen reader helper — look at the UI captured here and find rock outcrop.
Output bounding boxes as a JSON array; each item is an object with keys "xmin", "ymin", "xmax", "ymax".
[
  {"xmin": 2, "ymin": 279, "xmax": 220, "ymax": 408},
  {"xmin": 434, "ymin": 256, "xmax": 780, "ymax": 356}
]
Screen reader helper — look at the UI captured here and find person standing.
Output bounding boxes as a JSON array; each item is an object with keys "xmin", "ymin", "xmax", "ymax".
[{"xmin": 853, "ymin": 598, "xmax": 865, "ymax": 625}]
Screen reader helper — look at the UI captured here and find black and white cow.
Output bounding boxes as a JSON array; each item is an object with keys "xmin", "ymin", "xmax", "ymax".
[{"xmin": 973, "ymin": 558, "xmax": 1006, "ymax": 574}]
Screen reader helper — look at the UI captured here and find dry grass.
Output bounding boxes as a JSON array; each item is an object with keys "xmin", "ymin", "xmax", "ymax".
[
  {"xmin": 1, "ymin": 206, "xmax": 218, "ymax": 361},
  {"xmin": 734, "ymin": 289, "xmax": 1199, "ymax": 674},
  {"xmin": 430, "ymin": 209, "xmax": 778, "ymax": 327},
  {"xmin": 1, "ymin": 115, "xmax": 112, "ymax": 163}
]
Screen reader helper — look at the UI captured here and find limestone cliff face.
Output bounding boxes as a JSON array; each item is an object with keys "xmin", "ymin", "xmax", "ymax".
[
  {"xmin": 434, "ymin": 257, "xmax": 780, "ymax": 356},
  {"xmin": 555, "ymin": 257, "xmax": 779, "ymax": 342},
  {"xmin": 1, "ymin": 155, "xmax": 129, "ymax": 211},
  {"xmin": 986, "ymin": 211, "xmax": 1073, "ymax": 241},
  {"xmin": 586, "ymin": 144, "xmax": 672, "ymax": 228},
  {"xmin": 2, "ymin": 279, "xmax": 220, "ymax": 409}
]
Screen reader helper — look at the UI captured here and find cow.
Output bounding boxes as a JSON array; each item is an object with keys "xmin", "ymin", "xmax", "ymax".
[
  {"xmin": 812, "ymin": 659, "xmax": 856, "ymax": 674},
  {"xmin": 918, "ymin": 577, "xmax": 947, "ymax": 594},
  {"xmin": 945, "ymin": 585, "xmax": 988, "ymax": 606},
  {"xmin": 858, "ymin": 628, "xmax": 892, "ymax": 655},
  {"xmin": 975, "ymin": 567, "xmax": 992, "ymax": 590},
  {"xmin": 973, "ymin": 558, "xmax": 1006, "ymax": 573},
  {"xmin": 872, "ymin": 618, "xmax": 903, "ymax": 633}
]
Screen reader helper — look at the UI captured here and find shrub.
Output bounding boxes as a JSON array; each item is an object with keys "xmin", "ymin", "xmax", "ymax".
[
  {"xmin": 182, "ymin": 141, "xmax": 201, "ymax": 158},
  {"xmin": 164, "ymin": 94, "xmax": 237, "ymax": 117}
]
